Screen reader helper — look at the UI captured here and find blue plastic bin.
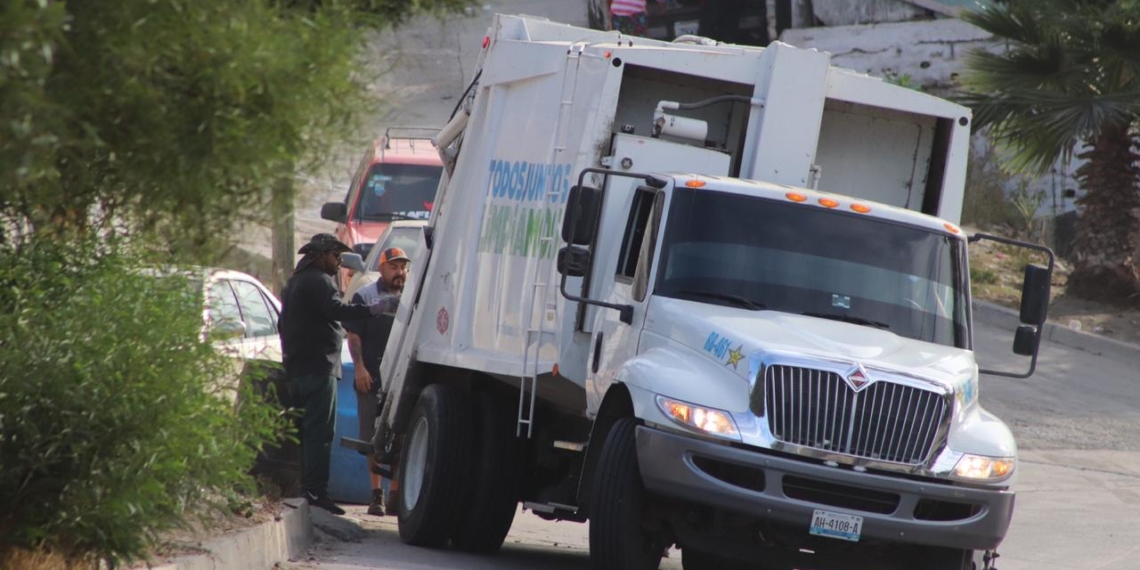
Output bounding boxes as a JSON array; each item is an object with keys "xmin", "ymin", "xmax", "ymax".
[{"xmin": 328, "ymin": 353, "xmax": 373, "ymax": 505}]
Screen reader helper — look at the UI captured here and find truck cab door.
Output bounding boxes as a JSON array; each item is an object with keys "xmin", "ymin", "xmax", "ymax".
[
  {"xmin": 586, "ymin": 187, "xmax": 666, "ymax": 411},
  {"xmin": 581, "ymin": 134, "xmax": 729, "ymax": 333}
]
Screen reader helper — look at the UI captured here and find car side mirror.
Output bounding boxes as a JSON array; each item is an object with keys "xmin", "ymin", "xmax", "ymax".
[
  {"xmin": 557, "ymin": 246, "xmax": 592, "ymax": 277},
  {"xmin": 561, "ymin": 185, "xmax": 601, "ymax": 246},
  {"xmin": 1019, "ymin": 264, "xmax": 1051, "ymax": 325},
  {"xmin": 340, "ymin": 252, "xmax": 366, "ymax": 273},
  {"xmin": 210, "ymin": 318, "xmax": 247, "ymax": 342},
  {"xmin": 352, "ymin": 243, "xmax": 372, "ymax": 258},
  {"xmin": 321, "ymin": 202, "xmax": 347, "ymax": 223}
]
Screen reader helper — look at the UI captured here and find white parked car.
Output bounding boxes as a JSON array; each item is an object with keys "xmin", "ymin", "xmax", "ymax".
[
  {"xmin": 201, "ymin": 268, "xmax": 283, "ymax": 363},
  {"xmin": 146, "ymin": 267, "xmax": 284, "ymax": 404}
]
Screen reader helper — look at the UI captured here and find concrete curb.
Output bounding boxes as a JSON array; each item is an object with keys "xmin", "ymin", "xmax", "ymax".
[
  {"xmin": 139, "ymin": 498, "xmax": 313, "ymax": 570},
  {"xmin": 973, "ymin": 300, "xmax": 1140, "ymax": 365}
]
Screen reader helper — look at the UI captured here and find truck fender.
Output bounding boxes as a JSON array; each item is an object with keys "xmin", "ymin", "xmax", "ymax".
[
  {"xmin": 576, "ymin": 345, "xmax": 753, "ymax": 509},
  {"xmin": 614, "ymin": 346, "xmax": 752, "ymax": 415},
  {"xmin": 948, "ymin": 403, "xmax": 1018, "ymax": 461}
]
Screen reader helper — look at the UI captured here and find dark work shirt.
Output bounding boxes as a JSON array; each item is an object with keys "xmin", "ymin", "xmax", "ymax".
[
  {"xmin": 278, "ymin": 265, "xmax": 373, "ymax": 378},
  {"xmin": 343, "ymin": 281, "xmax": 397, "ymax": 378}
]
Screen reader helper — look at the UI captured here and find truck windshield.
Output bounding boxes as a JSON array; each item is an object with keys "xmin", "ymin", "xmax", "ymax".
[
  {"xmin": 355, "ymin": 163, "xmax": 441, "ymax": 221},
  {"xmin": 655, "ymin": 188, "xmax": 969, "ymax": 348}
]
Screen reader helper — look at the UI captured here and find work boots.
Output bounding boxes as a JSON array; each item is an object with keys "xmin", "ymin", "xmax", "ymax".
[
  {"xmin": 367, "ymin": 489, "xmax": 385, "ymax": 516},
  {"xmin": 385, "ymin": 490, "xmax": 398, "ymax": 516}
]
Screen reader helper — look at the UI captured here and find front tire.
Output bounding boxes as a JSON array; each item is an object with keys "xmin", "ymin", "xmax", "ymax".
[
  {"xmin": 682, "ymin": 548, "xmax": 752, "ymax": 570},
  {"xmin": 396, "ymin": 384, "xmax": 473, "ymax": 547},
  {"xmin": 588, "ymin": 418, "xmax": 665, "ymax": 570},
  {"xmin": 909, "ymin": 546, "xmax": 980, "ymax": 570},
  {"xmin": 450, "ymin": 390, "xmax": 522, "ymax": 552}
]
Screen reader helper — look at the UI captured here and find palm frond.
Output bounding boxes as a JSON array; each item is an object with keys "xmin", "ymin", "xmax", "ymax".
[
  {"xmin": 961, "ymin": 45, "xmax": 1071, "ymax": 92},
  {"xmin": 1100, "ymin": 20, "xmax": 1140, "ymax": 89},
  {"xmin": 962, "ymin": 3, "xmax": 1043, "ymax": 45},
  {"xmin": 974, "ymin": 89, "xmax": 1140, "ymax": 174}
]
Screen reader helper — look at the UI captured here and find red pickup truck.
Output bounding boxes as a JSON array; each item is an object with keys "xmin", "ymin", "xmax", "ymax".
[{"xmin": 320, "ymin": 128, "xmax": 443, "ymax": 285}]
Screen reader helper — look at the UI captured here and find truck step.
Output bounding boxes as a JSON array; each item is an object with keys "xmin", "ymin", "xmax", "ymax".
[
  {"xmin": 523, "ymin": 501, "xmax": 579, "ymax": 515},
  {"xmin": 339, "ymin": 435, "xmax": 371, "ymax": 454},
  {"xmin": 553, "ymin": 440, "xmax": 586, "ymax": 452}
]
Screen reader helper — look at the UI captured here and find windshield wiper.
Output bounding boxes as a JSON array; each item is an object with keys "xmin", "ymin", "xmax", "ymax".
[
  {"xmin": 801, "ymin": 312, "xmax": 890, "ymax": 330},
  {"xmin": 670, "ymin": 289, "xmax": 766, "ymax": 311}
]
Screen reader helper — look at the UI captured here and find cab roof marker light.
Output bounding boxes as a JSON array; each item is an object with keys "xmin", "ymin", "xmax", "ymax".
[
  {"xmin": 851, "ymin": 203, "xmax": 872, "ymax": 214},
  {"xmin": 818, "ymin": 198, "xmax": 839, "ymax": 208},
  {"xmin": 786, "ymin": 192, "xmax": 807, "ymax": 203},
  {"xmin": 944, "ymin": 223, "xmax": 961, "ymax": 234},
  {"xmin": 685, "ymin": 179, "xmax": 706, "ymax": 188}
]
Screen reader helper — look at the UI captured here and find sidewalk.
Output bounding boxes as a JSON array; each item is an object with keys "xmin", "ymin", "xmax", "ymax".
[
  {"xmin": 133, "ymin": 499, "xmax": 313, "ymax": 570},
  {"xmin": 974, "ymin": 300, "xmax": 1140, "ymax": 365}
]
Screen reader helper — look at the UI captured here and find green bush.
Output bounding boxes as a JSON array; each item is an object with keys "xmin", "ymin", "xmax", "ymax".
[
  {"xmin": 970, "ymin": 266, "xmax": 1000, "ymax": 285},
  {"xmin": 0, "ymin": 236, "xmax": 288, "ymax": 565},
  {"xmin": 963, "ymin": 141, "xmax": 1018, "ymax": 230}
]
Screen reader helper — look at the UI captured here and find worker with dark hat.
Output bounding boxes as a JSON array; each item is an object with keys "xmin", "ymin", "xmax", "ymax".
[{"xmin": 278, "ymin": 233, "xmax": 397, "ymax": 515}]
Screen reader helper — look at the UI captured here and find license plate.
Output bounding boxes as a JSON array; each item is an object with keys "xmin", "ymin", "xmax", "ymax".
[
  {"xmin": 809, "ymin": 509, "xmax": 863, "ymax": 542},
  {"xmin": 675, "ymin": 19, "xmax": 699, "ymax": 37}
]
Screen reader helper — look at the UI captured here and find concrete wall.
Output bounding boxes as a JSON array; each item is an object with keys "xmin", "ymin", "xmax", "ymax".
[
  {"xmin": 812, "ymin": 0, "xmax": 927, "ymax": 26},
  {"xmin": 781, "ymin": 17, "xmax": 1084, "ymax": 220},
  {"xmin": 780, "ymin": 18, "xmax": 996, "ymax": 90}
]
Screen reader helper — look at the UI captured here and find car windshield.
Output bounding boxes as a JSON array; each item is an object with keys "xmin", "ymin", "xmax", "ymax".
[
  {"xmin": 355, "ymin": 163, "xmax": 441, "ymax": 221},
  {"xmin": 655, "ymin": 188, "xmax": 969, "ymax": 348},
  {"xmin": 367, "ymin": 227, "xmax": 424, "ymax": 271}
]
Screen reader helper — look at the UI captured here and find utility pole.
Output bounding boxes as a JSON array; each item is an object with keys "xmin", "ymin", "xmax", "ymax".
[{"xmin": 271, "ymin": 174, "xmax": 295, "ymax": 295}]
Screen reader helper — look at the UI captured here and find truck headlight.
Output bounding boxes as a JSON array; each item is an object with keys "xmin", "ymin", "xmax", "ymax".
[
  {"xmin": 656, "ymin": 396, "xmax": 740, "ymax": 440},
  {"xmin": 953, "ymin": 454, "xmax": 1015, "ymax": 480}
]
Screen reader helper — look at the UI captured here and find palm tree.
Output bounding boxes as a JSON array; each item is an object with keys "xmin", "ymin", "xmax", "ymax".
[{"xmin": 957, "ymin": 0, "xmax": 1140, "ymax": 303}]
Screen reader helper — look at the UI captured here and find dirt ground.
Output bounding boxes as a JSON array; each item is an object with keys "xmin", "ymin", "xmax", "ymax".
[{"xmin": 966, "ymin": 226, "xmax": 1140, "ymax": 347}]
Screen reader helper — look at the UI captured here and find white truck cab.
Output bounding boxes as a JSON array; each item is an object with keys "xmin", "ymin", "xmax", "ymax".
[{"xmin": 360, "ymin": 14, "xmax": 1053, "ymax": 570}]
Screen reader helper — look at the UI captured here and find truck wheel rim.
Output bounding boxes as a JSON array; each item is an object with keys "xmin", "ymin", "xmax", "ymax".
[{"xmin": 403, "ymin": 415, "xmax": 430, "ymax": 511}]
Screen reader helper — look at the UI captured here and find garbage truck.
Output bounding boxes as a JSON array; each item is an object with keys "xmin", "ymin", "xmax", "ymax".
[{"xmin": 360, "ymin": 14, "xmax": 1053, "ymax": 570}]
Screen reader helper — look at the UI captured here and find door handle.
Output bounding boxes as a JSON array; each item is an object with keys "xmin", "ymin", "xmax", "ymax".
[{"xmin": 592, "ymin": 332, "xmax": 604, "ymax": 374}]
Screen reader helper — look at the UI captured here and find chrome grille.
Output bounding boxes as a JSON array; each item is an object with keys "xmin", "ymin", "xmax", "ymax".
[{"xmin": 762, "ymin": 365, "xmax": 948, "ymax": 465}]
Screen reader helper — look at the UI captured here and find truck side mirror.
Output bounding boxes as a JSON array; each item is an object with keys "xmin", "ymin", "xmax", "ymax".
[
  {"xmin": 561, "ymin": 185, "xmax": 601, "ymax": 246},
  {"xmin": 557, "ymin": 246, "xmax": 591, "ymax": 277},
  {"xmin": 1019, "ymin": 264, "xmax": 1051, "ymax": 325},
  {"xmin": 321, "ymin": 202, "xmax": 347, "ymax": 223},
  {"xmin": 1013, "ymin": 325, "xmax": 1037, "ymax": 356},
  {"xmin": 969, "ymin": 232, "xmax": 1055, "ymax": 379}
]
